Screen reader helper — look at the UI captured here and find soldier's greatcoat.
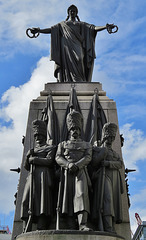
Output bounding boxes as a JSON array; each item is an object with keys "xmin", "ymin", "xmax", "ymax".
[
  {"xmin": 21, "ymin": 145, "xmax": 56, "ymax": 220},
  {"xmin": 91, "ymin": 146, "xmax": 124, "ymax": 224},
  {"xmin": 56, "ymin": 139, "xmax": 92, "ymax": 216}
]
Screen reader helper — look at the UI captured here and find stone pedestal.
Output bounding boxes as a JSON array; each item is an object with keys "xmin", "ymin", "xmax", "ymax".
[
  {"xmin": 16, "ymin": 230, "xmax": 125, "ymax": 240},
  {"xmin": 12, "ymin": 82, "xmax": 131, "ymax": 240}
]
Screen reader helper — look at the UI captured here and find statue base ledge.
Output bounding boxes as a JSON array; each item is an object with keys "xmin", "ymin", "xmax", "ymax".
[{"xmin": 16, "ymin": 230, "xmax": 125, "ymax": 240}]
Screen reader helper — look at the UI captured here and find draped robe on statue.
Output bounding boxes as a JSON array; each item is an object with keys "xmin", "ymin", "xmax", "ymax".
[{"xmin": 50, "ymin": 21, "xmax": 97, "ymax": 82}]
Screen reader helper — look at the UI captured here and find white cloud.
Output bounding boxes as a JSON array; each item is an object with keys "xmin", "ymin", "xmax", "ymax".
[
  {"xmin": 120, "ymin": 123, "xmax": 146, "ymax": 170},
  {"xmin": 0, "ymin": 56, "xmax": 55, "ymax": 213},
  {"xmin": 119, "ymin": 124, "xmax": 146, "ymax": 234},
  {"xmin": 119, "ymin": 105, "xmax": 146, "ymax": 121},
  {"xmin": 131, "ymin": 189, "xmax": 146, "ymax": 205},
  {"xmin": 92, "ymin": 63, "xmax": 126, "ymax": 96},
  {"xmin": 126, "ymin": 54, "xmax": 146, "ymax": 64}
]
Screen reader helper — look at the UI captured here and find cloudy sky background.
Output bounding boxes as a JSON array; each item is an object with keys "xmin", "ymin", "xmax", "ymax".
[{"xmin": 0, "ymin": 0, "xmax": 146, "ymax": 235}]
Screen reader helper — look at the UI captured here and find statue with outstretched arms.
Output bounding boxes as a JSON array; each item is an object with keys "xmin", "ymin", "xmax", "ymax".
[{"xmin": 26, "ymin": 5, "xmax": 118, "ymax": 83}]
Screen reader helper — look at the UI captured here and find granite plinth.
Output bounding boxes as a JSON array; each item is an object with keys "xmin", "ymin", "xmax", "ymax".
[
  {"xmin": 12, "ymin": 82, "xmax": 131, "ymax": 240},
  {"xmin": 16, "ymin": 230, "xmax": 125, "ymax": 240}
]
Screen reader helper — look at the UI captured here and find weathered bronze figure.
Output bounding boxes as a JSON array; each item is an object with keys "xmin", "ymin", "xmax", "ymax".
[
  {"xmin": 26, "ymin": 5, "xmax": 118, "ymax": 83},
  {"xmin": 21, "ymin": 120, "xmax": 56, "ymax": 231},
  {"xmin": 91, "ymin": 123, "xmax": 124, "ymax": 233},
  {"xmin": 55, "ymin": 110, "xmax": 92, "ymax": 230}
]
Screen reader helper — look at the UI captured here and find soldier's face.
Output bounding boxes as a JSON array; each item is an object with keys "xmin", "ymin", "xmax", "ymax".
[
  {"xmin": 105, "ymin": 135, "xmax": 115, "ymax": 146},
  {"xmin": 70, "ymin": 127, "xmax": 80, "ymax": 139},
  {"xmin": 35, "ymin": 134, "xmax": 45, "ymax": 144}
]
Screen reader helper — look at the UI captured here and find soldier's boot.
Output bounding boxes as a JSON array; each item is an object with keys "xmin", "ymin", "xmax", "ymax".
[
  {"xmin": 103, "ymin": 215, "xmax": 115, "ymax": 233},
  {"xmin": 22, "ymin": 219, "xmax": 27, "ymax": 233},
  {"xmin": 37, "ymin": 214, "xmax": 50, "ymax": 230},
  {"xmin": 67, "ymin": 216, "xmax": 78, "ymax": 230},
  {"xmin": 78, "ymin": 211, "xmax": 92, "ymax": 231}
]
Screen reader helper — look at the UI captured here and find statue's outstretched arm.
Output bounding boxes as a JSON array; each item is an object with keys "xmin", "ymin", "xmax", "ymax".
[
  {"xmin": 26, "ymin": 27, "xmax": 51, "ymax": 38},
  {"xmin": 37, "ymin": 28, "xmax": 51, "ymax": 34},
  {"xmin": 95, "ymin": 23, "xmax": 118, "ymax": 34},
  {"xmin": 95, "ymin": 25, "xmax": 107, "ymax": 32}
]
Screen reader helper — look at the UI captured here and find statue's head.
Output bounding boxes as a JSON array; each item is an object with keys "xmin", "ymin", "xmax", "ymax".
[
  {"xmin": 32, "ymin": 119, "xmax": 47, "ymax": 143},
  {"xmin": 67, "ymin": 4, "xmax": 78, "ymax": 15},
  {"xmin": 66, "ymin": 5, "xmax": 80, "ymax": 21},
  {"xmin": 66, "ymin": 110, "xmax": 83, "ymax": 139},
  {"xmin": 101, "ymin": 122, "xmax": 117, "ymax": 145}
]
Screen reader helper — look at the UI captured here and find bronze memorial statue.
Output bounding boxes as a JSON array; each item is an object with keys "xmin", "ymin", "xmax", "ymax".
[
  {"xmin": 11, "ymin": 4, "xmax": 130, "ymax": 240},
  {"xmin": 21, "ymin": 120, "xmax": 56, "ymax": 232},
  {"xmin": 55, "ymin": 110, "xmax": 92, "ymax": 231},
  {"xmin": 91, "ymin": 123, "xmax": 124, "ymax": 233},
  {"xmin": 26, "ymin": 4, "xmax": 118, "ymax": 83}
]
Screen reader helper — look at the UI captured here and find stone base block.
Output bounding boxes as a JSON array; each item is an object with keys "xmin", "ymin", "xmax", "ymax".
[{"xmin": 16, "ymin": 230, "xmax": 125, "ymax": 240}]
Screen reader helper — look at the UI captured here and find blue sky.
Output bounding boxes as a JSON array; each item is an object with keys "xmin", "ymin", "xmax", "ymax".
[{"xmin": 0, "ymin": 0, "xmax": 146, "ymax": 235}]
